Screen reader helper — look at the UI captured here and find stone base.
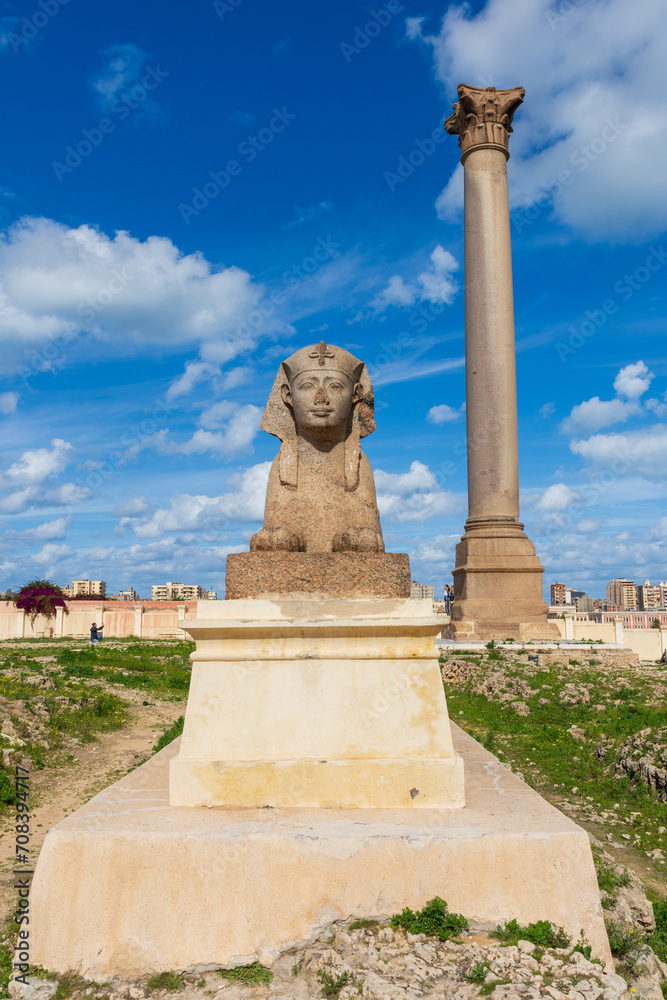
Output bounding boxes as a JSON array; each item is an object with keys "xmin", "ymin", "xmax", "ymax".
[
  {"xmin": 225, "ymin": 552, "xmax": 410, "ymax": 600},
  {"xmin": 450, "ymin": 518, "xmax": 560, "ymax": 640},
  {"xmin": 171, "ymin": 598, "xmax": 463, "ymax": 809},
  {"xmin": 30, "ymin": 725, "xmax": 612, "ymax": 979}
]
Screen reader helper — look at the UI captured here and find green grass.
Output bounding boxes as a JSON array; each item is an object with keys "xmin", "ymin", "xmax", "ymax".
[
  {"xmin": 479, "ymin": 980, "xmax": 512, "ymax": 996},
  {"xmin": 152, "ymin": 716, "xmax": 185, "ymax": 753},
  {"xmin": 390, "ymin": 897, "xmax": 468, "ymax": 941},
  {"xmin": 443, "ymin": 650, "xmax": 667, "ymax": 857},
  {"xmin": 464, "ymin": 961, "xmax": 490, "ymax": 983},
  {"xmin": 490, "ymin": 918, "xmax": 570, "ymax": 949},
  {"xmin": 348, "ymin": 918, "xmax": 379, "ymax": 931},
  {"xmin": 146, "ymin": 972, "xmax": 183, "ymax": 991},
  {"xmin": 649, "ymin": 900, "xmax": 667, "ymax": 963},
  {"xmin": 217, "ymin": 963, "xmax": 272, "ymax": 987},
  {"xmin": 55, "ymin": 642, "xmax": 194, "ymax": 699},
  {"xmin": 316, "ymin": 969, "xmax": 355, "ymax": 998},
  {"xmin": 592, "ymin": 849, "xmax": 631, "ymax": 907}
]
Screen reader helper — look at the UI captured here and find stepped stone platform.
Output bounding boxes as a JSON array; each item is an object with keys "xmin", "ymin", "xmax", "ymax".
[{"xmin": 30, "ymin": 723, "xmax": 611, "ymax": 979}]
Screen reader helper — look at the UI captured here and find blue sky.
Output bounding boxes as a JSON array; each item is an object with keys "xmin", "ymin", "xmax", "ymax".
[{"xmin": 0, "ymin": 0, "xmax": 666, "ymax": 600}]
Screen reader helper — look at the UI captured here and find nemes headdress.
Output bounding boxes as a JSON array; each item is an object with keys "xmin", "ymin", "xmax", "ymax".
[{"xmin": 260, "ymin": 341, "xmax": 376, "ymax": 490}]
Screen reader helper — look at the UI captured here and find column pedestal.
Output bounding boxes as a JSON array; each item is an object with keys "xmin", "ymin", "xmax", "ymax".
[
  {"xmin": 170, "ymin": 598, "xmax": 464, "ymax": 810},
  {"xmin": 448, "ymin": 518, "xmax": 560, "ymax": 641}
]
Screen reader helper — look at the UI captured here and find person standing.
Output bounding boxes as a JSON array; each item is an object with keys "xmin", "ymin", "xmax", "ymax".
[{"xmin": 444, "ymin": 585, "xmax": 452, "ymax": 616}]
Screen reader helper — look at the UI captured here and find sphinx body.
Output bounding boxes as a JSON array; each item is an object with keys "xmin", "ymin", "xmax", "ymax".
[{"xmin": 250, "ymin": 342, "xmax": 384, "ymax": 554}]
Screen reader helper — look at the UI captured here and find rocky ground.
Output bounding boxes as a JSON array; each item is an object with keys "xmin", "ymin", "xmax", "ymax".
[{"xmin": 1, "ymin": 638, "xmax": 666, "ymax": 1000}]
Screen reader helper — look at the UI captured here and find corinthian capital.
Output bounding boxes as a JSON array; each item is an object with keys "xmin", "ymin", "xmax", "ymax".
[{"xmin": 445, "ymin": 83, "xmax": 525, "ymax": 162}]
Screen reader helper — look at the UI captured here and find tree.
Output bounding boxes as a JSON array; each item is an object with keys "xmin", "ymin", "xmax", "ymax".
[
  {"xmin": 651, "ymin": 617, "xmax": 661, "ymax": 629},
  {"xmin": 14, "ymin": 580, "xmax": 68, "ymax": 624}
]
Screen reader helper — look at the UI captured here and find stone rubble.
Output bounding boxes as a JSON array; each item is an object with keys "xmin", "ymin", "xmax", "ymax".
[{"xmin": 12, "ymin": 920, "xmax": 667, "ymax": 1000}]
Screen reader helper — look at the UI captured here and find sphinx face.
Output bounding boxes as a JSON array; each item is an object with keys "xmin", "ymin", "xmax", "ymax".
[{"xmin": 282, "ymin": 371, "xmax": 362, "ymax": 438}]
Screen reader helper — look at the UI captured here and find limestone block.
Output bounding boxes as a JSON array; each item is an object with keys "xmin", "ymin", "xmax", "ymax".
[
  {"xmin": 29, "ymin": 725, "xmax": 612, "ymax": 979},
  {"xmin": 170, "ymin": 598, "xmax": 464, "ymax": 809}
]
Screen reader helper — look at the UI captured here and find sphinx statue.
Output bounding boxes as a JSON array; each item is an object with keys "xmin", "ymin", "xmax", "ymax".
[{"xmin": 250, "ymin": 341, "xmax": 384, "ymax": 554}]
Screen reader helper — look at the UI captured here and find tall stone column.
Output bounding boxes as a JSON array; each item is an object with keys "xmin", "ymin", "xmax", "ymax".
[{"xmin": 444, "ymin": 84, "xmax": 558, "ymax": 641}]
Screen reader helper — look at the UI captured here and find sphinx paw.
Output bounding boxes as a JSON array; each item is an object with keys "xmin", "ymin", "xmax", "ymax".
[
  {"xmin": 250, "ymin": 526, "xmax": 302, "ymax": 552},
  {"xmin": 332, "ymin": 527, "xmax": 385, "ymax": 553}
]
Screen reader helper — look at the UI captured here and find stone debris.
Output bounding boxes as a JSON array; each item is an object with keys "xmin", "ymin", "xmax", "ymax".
[
  {"xmin": 596, "ymin": 729, "xmax": 667, "ymax": 803},
  {"xmin": 14, "ymin": 922, "xmax": 665, "ymax": 1000}
]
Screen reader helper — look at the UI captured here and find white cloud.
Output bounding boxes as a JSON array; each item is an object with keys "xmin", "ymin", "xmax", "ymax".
[
  {"xmin": 613, "ymin": 360, "xmax": 654, "ymax": 399},
  {"xmin": 536, "ymin": 483, "xmax": 580, "ymax": 512},
  {"xmin": 120, "ymin": 462, "xmax": 271, "ymax": 538},
  {"xmin": 30, "ymin": 542, "xmax": 73, "ymax": 566},
  {"xmin": 427, "ymin": 403, "xmax": 464, "ymax": 425},
  {"xmin": 413, "ymin": 0, "xmax": 667, "ymax": 240},
  {"xmin": 0, "ymin": 439, "xmax": 73, "ymax": 487},
  {"xmin": 166, "ymin": 361, "xmax": 222, "ymax": 401},
  {"xmin": 375, "ymin": 461, "xmax": 464, "ymax": 523},
  {"xmin": 373, "ymin": 246, "xmax": 459, "ymax": 311},
  {"xmin": 2, "ymin": 517, "xmax": 69, "ymax": 543},
  {"xmin": 374, "ymin": 461, "xmax": 438, "ymax": 495},
  {"xmin": 570, "ymin": 424, "xmax": 667, "ymax": 479},
  {"xmin": 559, "ymin": 396, "xmax": 641, "ymax": 435},
  {"xmin": 576, "ymin": 519, "xmax": 601, "ymax": 533},
  {"xmin": 0, "ymin": 217, "xmax": 265, "ymax": 374},
  {"xmin": 539, "ymin": 401, "xmax": 556, "ymax": 418},
  {"xmin": 411, "ymin": 533, "xmax": 459, "ymax": 564},
  {"xmin": 0, "ymin": 391, "xmax": 18, "ymax": 414},
  {"xmin": 121, "ymin": 404, "xmax": 262, "ymax": 462},
  {"xmin": 113, "ymin": 496, "xmax": 153, "ymax": 517}
]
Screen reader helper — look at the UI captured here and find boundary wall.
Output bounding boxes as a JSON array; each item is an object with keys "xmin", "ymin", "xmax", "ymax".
[{"xmin": 0, "ymin": 601, "xmax": 198, "ymax": 640}]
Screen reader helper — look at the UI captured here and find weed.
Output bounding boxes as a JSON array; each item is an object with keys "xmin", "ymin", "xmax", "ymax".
[
  {"xmin": 316, "ymin": 969, "xmax": 355, "ymax": 998},
  {"xmin": 54, "ymin": 973, "xmax": 88, "ymax": 999},
  {"xmin": 152, "ymin": 717, "xmax": 185, "ymax": 754},
  {"xmin": 464, "ymin": 961, "xmax": 490, "ymax": 983},
  {"xmin": 648, "ymin": 900, "xmax": 667, "ymax": 963},
  {"xmin": 218, "ymin": 963, "xmax": 272, "ymax": 987},
  {"xmin": 390, "ymin": 897, "xmax": 468, "ymax": 941},
  {"xmin": 605, "ymin": 919, "xmax": 644, "ymax": 959},
  {"xmin": 292, "ymin": 963, "xmax": 302, "ymax": 977},
  {"xmin": 593, "ymin": 854, "xmax": 631, "ymax": 907},
  {"xmin": 490, "ymin": 919, "xmax": 570, "ymax": 949},
  {"xmin": 349, "ymin": 918, "xmax": 379, "ymax": 931},
  {"xmin": 196, "ymin": 979, "xmax": 205, "ymax": 988},
  {"xmin": 479, "ymin": 980, "xmax": 511, "ymax": 996},
  {"xmin": 146, "ymin": 972, "xmax": 183, "ymax": 991}
]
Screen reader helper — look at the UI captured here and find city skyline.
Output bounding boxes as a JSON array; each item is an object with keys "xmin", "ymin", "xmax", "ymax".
[{"xmin": 0, "ymin": 0, "xmax": 666, "ymax": 598}]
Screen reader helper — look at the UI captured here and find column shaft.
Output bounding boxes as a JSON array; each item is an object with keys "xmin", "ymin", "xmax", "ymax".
[{"xmin": 464, "ymin": 148, "xmax": 519, "ymax": 525}]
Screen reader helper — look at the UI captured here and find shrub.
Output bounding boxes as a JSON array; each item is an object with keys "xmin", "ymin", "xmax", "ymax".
[
  {"xmin": 491, "ymin": 918, "xmax": 570, "ymax": 949},
  {"xmin": 14, "ymin": 580, "xmax": 67, "ymax": 624},
  {"xmin": 390, "ymin": 897, "xmax": 468, "ymax": 941}
]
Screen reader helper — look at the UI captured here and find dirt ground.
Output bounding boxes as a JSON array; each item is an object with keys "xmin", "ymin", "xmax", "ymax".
[{"xmin": 0, "ymin": 697, "xmax": 185, "ymax": 919}]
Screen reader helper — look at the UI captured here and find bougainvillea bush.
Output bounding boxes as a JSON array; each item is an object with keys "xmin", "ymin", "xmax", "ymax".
[{"xmin": 13, "ymin": 580, "xmax": 68, "ymax": 623}]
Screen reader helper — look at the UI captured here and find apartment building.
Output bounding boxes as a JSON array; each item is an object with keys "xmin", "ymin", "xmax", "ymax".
[
  {"xmin": 68, "ymin": 579, "xmax": 106, "ymax": 598},
  {"xmin": 151, "ymin": 582, "xmax": 206, "ymax": 601},
  {"xmin": 410, "ymin": 582, "xmax": 435, "ymax": 600},
  {"xmin": 550, "ymin": 582, "xmax": 568, "ymax": 605},
  {"xmin": 606, "ymin": 578, "xmax": 637, "ymax": 610}
]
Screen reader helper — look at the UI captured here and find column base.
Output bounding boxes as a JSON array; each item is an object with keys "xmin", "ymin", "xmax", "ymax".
[{"xmin": 449, "ymin": 518, "xmax": 560, "ymax": 641}]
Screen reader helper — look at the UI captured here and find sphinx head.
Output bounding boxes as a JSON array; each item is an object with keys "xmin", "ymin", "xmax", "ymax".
[{"xmin": 260, "ymin": 341, "xmax": 376, "ymax": 487}]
